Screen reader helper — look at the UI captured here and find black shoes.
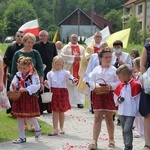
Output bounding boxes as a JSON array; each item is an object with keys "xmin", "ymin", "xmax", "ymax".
[
  {"xmin": 77, "ymin": 104, "xmax": 84, "ymax": 108},
  {"xmin": 13, "ymin": 137, "xmax": 26, "ymax": 144},
  {"xmin": 124, "ymin": 146, "xmax": 132, "ymax": 150},
  {"xmin": 89, "ymin": 109, "xmax": 94, "ymax": 114},
  {"xmin": 117, "ymin": 119, "xmax": 121, "ymax": 126},
  {"xmin": 47, "ymin": 110, "xmax": 52, "ymax": 113}
]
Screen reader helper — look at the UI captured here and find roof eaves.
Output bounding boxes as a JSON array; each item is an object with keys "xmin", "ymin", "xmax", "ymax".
[{"xmin": 58, "ymin": 8, "xmax": 100, "ymax": 28}]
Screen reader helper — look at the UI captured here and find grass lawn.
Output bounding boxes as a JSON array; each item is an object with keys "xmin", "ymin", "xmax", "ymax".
[
  {"xmin": 0, "ymin": 43, "xmax": 144, "ymax": 55},
  {"xmin": 0, "ymin": 110, "xmax": 52, "ymax": 143}
]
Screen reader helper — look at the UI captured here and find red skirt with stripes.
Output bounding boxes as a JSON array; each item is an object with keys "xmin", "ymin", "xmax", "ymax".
[
  {"xmin": 48, "ymin": 88, "xmax": 71, "ymax": 112},
  {"xmin": 92, "ymin": 91, "xmax": 116, "ymax": 111},
  {"xmin": 11, "ymin": 92, "xmax": 40, "ymax": 118}
]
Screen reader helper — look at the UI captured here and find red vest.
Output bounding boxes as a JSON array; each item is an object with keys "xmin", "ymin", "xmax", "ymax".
[{"xmin": 114, "ymin": 79, "xmax": 142, "ymax": 98}]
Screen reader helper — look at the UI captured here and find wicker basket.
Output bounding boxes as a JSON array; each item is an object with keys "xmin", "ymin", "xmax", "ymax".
[
  {"xmin": 93, "ymin": 78, "xmax": 110, "ymax": 95},
  {"xmin": 7, "ymin": 91, "xmax": 21, "ymax": 101}
]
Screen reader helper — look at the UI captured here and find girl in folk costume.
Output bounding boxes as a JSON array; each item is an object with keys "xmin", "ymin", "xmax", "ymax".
[
  {"xmin": 44, "ymin": 56, "xmax": 78, "ymax": 136},
  {"xmin": 132, "ymin": 57, "xmax": 144, "ymax": 138},
  {"xmin": 83, "ymin": 42, "xmax": 108, "ymax": 113},
  {"xmin": 114, "ymin": 64, "xmax": 142, "ymax": 150},
  {"xmin": 0, "ymin": 50, "xmax": 11, "ymax": 111},
  {"xmin": 10, "ymin": 56, "xmax": 41, "ymax": 144},
  {"xmin": 88, "ymin": 47, "xmax": 119, "ymax": 150}
]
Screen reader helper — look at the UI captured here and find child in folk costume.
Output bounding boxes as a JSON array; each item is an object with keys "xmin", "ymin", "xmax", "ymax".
[
  {"xmin": 88, "ymin": 47, "xmax": 119, "ymax": 150},
  {"xmin": 114, "ymin": 64, "xmax": 142, "ymax": 150},
  {"xmin": 10, "ymin": 56, "xmax": 41, "ymax": 144},
  {"xmin": 132, "ymin": 57, "xmax": 144, "ymax": 138},
  {"xmin": 83, "ymin": 42, "xmax": 108, "ymax": 113},
  {"xmin": 0, "ymin": 51, "xmax": 11, "ymax": 111},
  {"xmin": 44, "ymin": 56, "xmax": 78, "ymax": 136}
]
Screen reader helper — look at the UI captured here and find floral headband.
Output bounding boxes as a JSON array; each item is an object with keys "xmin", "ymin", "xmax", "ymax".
[
  {"xmin": 17, "ymin": 56, "xmax": 32, "ymax": 65},
  {"xmin": 99, "ymin": 46, "xmax": 112, "ymax": 53}
]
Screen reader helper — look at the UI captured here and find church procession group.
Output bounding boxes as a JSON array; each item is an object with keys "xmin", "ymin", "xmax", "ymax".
[{"xmin": 0, "ymin": 29, "xmax": 150, "ymax": 150}]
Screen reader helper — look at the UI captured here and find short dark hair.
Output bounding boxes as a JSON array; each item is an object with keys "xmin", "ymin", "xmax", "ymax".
[
  {"xmin": 131, "ymin": 49, "xmax": 140, "ymax": 58},
  {"xmin": 16, "ymin": 31, "xmax": 24, "ymax": 34},
  {"xmin": 116, "ymin": 64, "xmax": 132, "ymax": 76},
  {"xmin": 113, "ymin": 40, "xmax": 123, "ymax": 47}
]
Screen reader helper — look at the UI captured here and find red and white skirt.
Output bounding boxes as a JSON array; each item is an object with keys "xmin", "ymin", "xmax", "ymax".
[
  {"xmin": 48, "ymin": 88, "xmax": 71, "ymax": 112},
  {"xmin": 11, "ymin": 92, "xmax": 40, "ymax": 118},
  {"xmin": 92, "ymin": 91, "xmax": 116, "ymax": 112}
]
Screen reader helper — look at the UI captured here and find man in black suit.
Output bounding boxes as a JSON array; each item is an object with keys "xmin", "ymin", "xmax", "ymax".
[
  {"xmin": 33, "ymin": 30, "xmax": 57, "ymax": 114},
  {"xmin": 3, "ymin": 31, "xmax": 24, "ymax": 113}
]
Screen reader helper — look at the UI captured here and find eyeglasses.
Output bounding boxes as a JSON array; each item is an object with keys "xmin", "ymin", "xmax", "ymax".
[
  {"xmin": 17, "ymin": 35, "xmax": 23, "ymax": 38},
  {"xmin": 95, "ymin": 36, "xmax": 101, "ymax": 38},
  {"xmin": 39, "ymin": 35, "xmax": 47, "ymax": 37},
  {"xmin": 102, "ymin": 56, "xmax": 112, "ymax": 59}
]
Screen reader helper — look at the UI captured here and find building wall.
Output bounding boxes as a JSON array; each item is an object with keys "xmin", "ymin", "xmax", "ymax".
[
  {"xmin": 147, "ymin": 1, "xmax": 150, "ymax": 27},
  {"xmin": 122, "ymin": 0, "xmax": 150, "ymax": 30},
  {"xmin": 60, "ymin": 25, "xmax": 100, "ymax": 42}
]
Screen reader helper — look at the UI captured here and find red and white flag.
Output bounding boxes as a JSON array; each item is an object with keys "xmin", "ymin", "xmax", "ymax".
[{"xmin": 18, "ymin": 19, "xmax": 40, "ymax": 36}]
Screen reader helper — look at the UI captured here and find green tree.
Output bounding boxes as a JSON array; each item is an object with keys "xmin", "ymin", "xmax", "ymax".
[
  {"xmin": 104, "ymin": 9, "xmax": 122, "ymax": 32},
  {"xmin": 52, "ymin": 0, "xmax": 68, "ymax": 24},
  {"xmin": 0, "ymin": 1, "xmax": 8, "ymax": 42},
  {"xmin": 27, "ymin": 0, "xmax": 53, "ymax": 30},
  {"xmin": 126, "ymin": 15, "xmax": 141, "ymax": 44},
  {"xmin": 4, "ymin": 0, "xmax": 37, "ymax": 35}
]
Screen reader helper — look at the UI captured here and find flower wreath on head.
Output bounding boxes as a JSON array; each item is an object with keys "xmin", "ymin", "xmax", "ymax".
[
  {"xmin": 17, "ymin": 56, "xmax": 32, "ymax": 65},
  {"xmin": 98, "ymin": 46, "xmax": 112, "ymax": 53}
]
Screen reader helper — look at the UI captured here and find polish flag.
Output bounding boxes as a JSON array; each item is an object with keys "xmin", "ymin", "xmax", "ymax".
[{"xmin": 18, "ymin": 19, "xmax": 40, "ymax": 36}]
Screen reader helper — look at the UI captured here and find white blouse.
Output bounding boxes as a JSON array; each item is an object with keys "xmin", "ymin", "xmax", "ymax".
[
  {"xmin": 89, "ymin": 65, "xmax": 119, "ymax": 91},
  {"xmin": 10, "ymin": 72, "xmax": 40, "ymax": 95},
  {"xmin": 112, "ymin": 52, "xmax": 132, "ymax": 68},
  {"xmin": 114, "ymin": 83, "xmax": 140, "ymax": 117},
  {"xmin": 83, "ymin": 53, "xmax": 99, "ymax": 83},
  {"xmin": 46, "ymin": 70, "xmax": 74, "ymax": 88}
]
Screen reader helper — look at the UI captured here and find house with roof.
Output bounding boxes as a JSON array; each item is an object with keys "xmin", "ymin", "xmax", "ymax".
[
  {"xmin": 58, "ymin": 8, "xmax": 113, "ymax": 42},
  {"xmin": 122, "ymin": 0, "xmax": 150, "ymax": 31}
]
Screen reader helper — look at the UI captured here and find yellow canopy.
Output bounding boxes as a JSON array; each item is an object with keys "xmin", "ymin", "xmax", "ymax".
[{"xmin": 106, "ymin": 28, "xmax": 131, "ymax": 48}]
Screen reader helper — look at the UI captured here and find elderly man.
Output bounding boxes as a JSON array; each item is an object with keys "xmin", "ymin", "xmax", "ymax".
[
  {"xmin": 61, "ymin": 34, "xmax": 85, "ymax": 108},
  {"xmin": 77, "ymin": 31, "xmax": 102, "ymax": 112},
  {"xmin": 55, "ymin": 41, "xmax": 63, "ymax": 55},
  {"xmin": 33, "ymin": 30, "xmax": 57, "ymax": 114},
  {"xmin": 4, "ymin": 31, "xmax": 24, "ymax": 114}
]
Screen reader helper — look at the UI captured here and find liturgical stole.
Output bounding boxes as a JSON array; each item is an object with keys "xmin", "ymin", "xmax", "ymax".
[{"xmin": 71, "ymin": 45, "xmax": 80, "ymax": 79}]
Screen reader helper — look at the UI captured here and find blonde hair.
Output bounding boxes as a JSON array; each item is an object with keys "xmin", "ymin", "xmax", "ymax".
[
  {"xmin": 23, "ymin": 33, "xmax": 36, "ymax": 43},
  {"xmin": 52, "ymin": 56, "xmax": 65, "ymax": 71},
  {"xmin": 17, "ymin": 56, "xmax": 37, "ymax": 74},
  {"xmin": 116, "ymin": 64, "xmax": 132, "ymax": 76},
  {"xmin": 133, "ymin": 57, "xmax": 140, "ymax": 71}
]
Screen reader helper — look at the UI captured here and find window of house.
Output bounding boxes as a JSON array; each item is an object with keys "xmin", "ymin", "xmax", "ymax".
[
  {"xmin": 126, "ymin": 7, "xmax": 130, "ymax": 13},
  {"xmin": 139, "ymin": 21, "xmax": 142, "ymax": 29},
  {"xmin": 138, "ymin": 4, "xmax": 142, "ymax": 15}
]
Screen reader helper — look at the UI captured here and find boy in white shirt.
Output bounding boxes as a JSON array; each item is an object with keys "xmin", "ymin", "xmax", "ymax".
[{"xmin": 114, "ymin": 64, "xmax": 142, "ymax": 150}]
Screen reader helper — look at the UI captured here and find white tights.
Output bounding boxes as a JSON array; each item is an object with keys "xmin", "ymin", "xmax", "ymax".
[{"xmin": 17, "ymin": 118, "xmax": 40, "ymax": 139}]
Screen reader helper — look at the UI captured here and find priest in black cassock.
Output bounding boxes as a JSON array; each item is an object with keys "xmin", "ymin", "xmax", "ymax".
[
  {"xmin": 33, "ymin": 30, "xmax": 57, "ymax": 114},
  {"xmin": 3, "ymin": 31, "xmax": 24, "ymax": 114}
]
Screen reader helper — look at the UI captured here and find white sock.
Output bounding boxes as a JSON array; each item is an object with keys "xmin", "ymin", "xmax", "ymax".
[
  {"xmin": 17, "ymin": 118, "xmax": 25, "ymax": 139},
  {"xmin": 28, "ymin": 118, "xmax": 40, "ymax": 133}
]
